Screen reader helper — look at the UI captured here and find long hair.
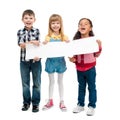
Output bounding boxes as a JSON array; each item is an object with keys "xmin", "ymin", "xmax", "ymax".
[
  {"xmin": 73, "ymin": 18, "xmax": 94, "ymax": 40},
  {"xmin": 47, "ymin": 14, "xmax": 65, "ymax": 41}
]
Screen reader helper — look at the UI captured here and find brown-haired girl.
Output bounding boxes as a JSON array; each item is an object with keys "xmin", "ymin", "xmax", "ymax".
[{"xmin": 69, "ymin": 18, "xmax": 102, "ymax": 116}]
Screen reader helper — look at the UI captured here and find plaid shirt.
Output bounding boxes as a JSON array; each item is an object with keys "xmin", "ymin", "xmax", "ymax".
[{"xmin": 17, "ymin": 27, "xmax": 40, "ymax": 61}]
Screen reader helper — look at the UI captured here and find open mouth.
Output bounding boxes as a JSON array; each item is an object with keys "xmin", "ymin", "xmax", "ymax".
[
  {"xmin": 81, "ymin": 28, "xmax": 86, "ymax": 30},
  {"xmin": 26, "ymin": 23, "xmax": 31, "ymax": 26}
]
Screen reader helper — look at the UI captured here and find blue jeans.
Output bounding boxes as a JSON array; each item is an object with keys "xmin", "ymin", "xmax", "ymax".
[
  {"xmin": 20, "ymin": 60, "xmax": 42, "ymax": 106},
  {"xmin": 77, "ymin": 67, "xmax": 97, "ymax": 108}
]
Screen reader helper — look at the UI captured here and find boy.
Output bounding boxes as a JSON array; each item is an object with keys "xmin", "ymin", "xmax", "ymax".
[{"xmin": 17, "ymin": 9, "xmax": 42, "ymax": 112}]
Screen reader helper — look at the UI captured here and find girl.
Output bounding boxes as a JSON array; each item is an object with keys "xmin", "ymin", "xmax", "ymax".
[
  {"xmin": 42, "ymin": 14, "xmax": 69, "ymax": 112},
  {"xmin": 69, "ymin": 18, "xmax": 102, "ymax": 116}
]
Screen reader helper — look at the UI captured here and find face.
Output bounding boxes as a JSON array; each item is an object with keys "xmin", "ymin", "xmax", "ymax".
[
  {"xmin": 22, "ymin": 14, "xmax": 35, "ymax": 29},
  {"xmin": 78, "ymin": 19, "xmax": 92, "ymax": 37},
  {"xmin": 50, "ymin": 20, "xmax": 61, "ymax": 34}
]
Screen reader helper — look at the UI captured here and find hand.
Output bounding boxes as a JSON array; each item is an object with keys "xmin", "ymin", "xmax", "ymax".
[
  {"xmin": 96, "ymin": 40, "xmax": 102, "ymax": 47},
  {"xmin": 94, "ymin": 53, "xmax": 100, "ymax": 57},
  {"xmin": 19, "ymin": 43, "xmax": 26, "ymax": 48},
  {"xmin": 30, "ymin": 40, "xmax": 40, "ymax": 46},
  {"xmin": 68, "ymin": 57, "xmax": 76, "ymax": 63},
  {"xmin": 65, "ymin": 40, "xmax": 70, "ymax": 43},
  {"xmin": 33, "ymin": 57, "xmax": 40, "ymax": 62},
  {"xmin": 42, "ymin": 41, "xmax": 48, "ymax": 45}
]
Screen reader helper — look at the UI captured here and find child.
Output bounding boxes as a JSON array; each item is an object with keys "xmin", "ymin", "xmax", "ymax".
[
  {"xmin": 42, "ymin": 14, "xmax": 69, "ymax": 112},
  {"xmin": 17, "ymin": 9, "xmax": 42, "ymax": 112},
  {"xmin": 69, "ymin": 18, "xmax": 102, "ymax": 116}
]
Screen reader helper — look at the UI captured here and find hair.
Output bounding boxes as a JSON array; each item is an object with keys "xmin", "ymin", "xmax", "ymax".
[
  {"xmin": 47, "ymin": 14, "xmax": 65, "ymax": 41},
  {"xmin": 22, "ymin": 9, "xmax": 35, "ymax": 19},
  {"xmin": 73, "ymin": 18, "xmax": 94, "ymax": 40}
]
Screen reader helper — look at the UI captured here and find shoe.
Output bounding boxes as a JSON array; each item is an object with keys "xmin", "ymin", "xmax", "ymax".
[
  {"xmin": 21, "ymin": 104, "xmax": 30, "ymax": 111},
  {"xmin": 42, "ymin": 99, "xmax": 53, "ymax": 110},
  {"xmin": 59, "ymin": 101, "xmax": 67, "ymax": 112},
  {"xmin": 73, "ymin": 105, "xmax": 84, "ymax": 113},
  {"xmin": 86, "ymin": 106, "xmax": 95, "ymax": 116},
  {"xmin": 32, "ymin": 105, "xmax": 39, "ymax": 112}
]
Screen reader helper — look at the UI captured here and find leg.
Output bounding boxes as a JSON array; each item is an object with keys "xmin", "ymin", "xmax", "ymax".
[
  {"xmin": 31, "ymin": 60, "xmax": 42, "ymax": 106},
  {"xmin": 57, "ymin": 73, "xmax": 64, "ymax": 101},
  {"xmin": 86, "ymin": 67, "xmax": 97, "ymax": 108},
  {"xmin": 58, "ymin": 73, "xmax": 67, "ymax": 111},
  {"xmin": 20, "ymin": 61, "xmax": 31, "ymax": 105},
  {"xmin": 77, "ymin": 70, "xmax": 86, "ymax": 107},
  {"xmin": 48, "ymin": 73, "xmax": 55, "ymax": 99},
  {"xmin": 42, "ymin": 73, "xmax": 54, "ymax": 110}
]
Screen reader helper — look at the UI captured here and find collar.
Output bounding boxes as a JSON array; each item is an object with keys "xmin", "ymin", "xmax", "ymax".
[
  {"xmin": 23, "ymin": 26, "xmax": 34, "ymax": 32},
  {"xmin": 51, "ymin": 34, "xmax": 61, "ymax": 39}
]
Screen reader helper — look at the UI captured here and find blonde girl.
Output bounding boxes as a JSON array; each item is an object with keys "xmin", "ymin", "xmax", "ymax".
[{"xmin": 42, "ymin": 14, "xmax": 69, "ymax": 112}]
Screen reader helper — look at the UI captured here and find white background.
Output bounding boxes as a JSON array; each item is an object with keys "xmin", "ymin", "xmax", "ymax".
[{"xmin": 0, "ymin": 0, "xmax": 120, "ymax": 120}]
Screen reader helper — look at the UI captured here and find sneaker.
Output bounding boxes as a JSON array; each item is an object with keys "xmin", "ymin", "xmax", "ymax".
[
  {"xmin": 73, "ymin": 105, "xmax": 84, "ymax": 113},
  {"xmin": 86, "ymin": 106, "xmax": 95, "ymax": 116},
  {"xmin": 32, "ymin": 105, "xmax": 39, "ymax": 112},
  {"xmin": 21, "ymin": 104, "xmax": 30, "ymax": 111},
  {"xmin": 42, "ymin": 99, "xmax": 53, "ymax": 110},
  {"xmin": 59, "ymin": 101, "xmax": 67, "ymax": 112}
]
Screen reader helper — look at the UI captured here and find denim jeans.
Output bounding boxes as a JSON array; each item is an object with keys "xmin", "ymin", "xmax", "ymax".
[
  {"xmin": 77, "ymin": 67, "xmax": 97, "ymax": 108},
  {"xmin": 20, "ymin": 60, "xmax": 42, "ymax": 106}
]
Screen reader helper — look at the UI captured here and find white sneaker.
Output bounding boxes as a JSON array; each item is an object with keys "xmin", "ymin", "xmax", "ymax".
[
  {"xmin": 86, "ymin": 106, "xmax": 95, "ymax": 116},
  {"xmin": 73, "ymin": 105, "xmax": 84, "ymax": 113}
]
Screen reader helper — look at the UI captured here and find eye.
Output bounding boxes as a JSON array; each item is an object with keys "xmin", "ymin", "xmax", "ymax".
[
  {"xmin": 24, "ymin": 17, "xmax": 28, "ymax": 20},
  {"xmin": 51, "ymin": 22, "xmax": 55, "ymax": 25}
]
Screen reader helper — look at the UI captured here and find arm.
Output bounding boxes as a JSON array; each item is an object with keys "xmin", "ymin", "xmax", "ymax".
[
  {"xmin": 17, "ymin": 29, "xmax": 26, "ymax": 48},
  {"xmin": 68, "ymin": 56, "xmax": 76, "ymax": 63},
  {"xmin": 42, "ymin": 40, "xmax": 48, "ymax": 44},
  {"xmin": 29, "ymin": 40, "xmax": 40, "ymax": 46},
  {"xmin": 42, "ymin": 35, "xmax": 50, "ymax": 44},
  {"xmin": 94, "ymin": 40, "xmax": 102, "ymax": 57},
  {"xmin": 19, "ymin": 43, "xmax": 26, "ymax": 48},
  {"xmin": 29, "ymin": 29, "xmax": 40, "ymax": 46},
  {"xmin": 63, "ymin": 35, "xmax": 70, "ymax": 43}
]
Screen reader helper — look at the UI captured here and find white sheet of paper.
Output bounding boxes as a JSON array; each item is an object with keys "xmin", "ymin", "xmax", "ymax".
[{"xmin": 26, "ymin": 37, "xmax": 99, "ymax": 59}]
